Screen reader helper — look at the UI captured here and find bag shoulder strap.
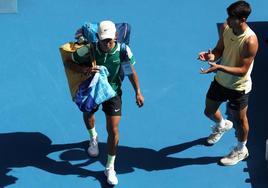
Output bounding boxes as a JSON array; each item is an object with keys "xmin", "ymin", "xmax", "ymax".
[
  {"xmin": 119, "ymin": 43, "xmax": 129, "ymax": 63},
  {"xmin": 115, "ymin": 23, "xmax": 131, "ymax": 45}
]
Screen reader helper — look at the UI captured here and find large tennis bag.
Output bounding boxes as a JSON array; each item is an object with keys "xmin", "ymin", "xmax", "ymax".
[{"xmin": 59, "ymin": 42, "xmax": 91, "ymax": 100}]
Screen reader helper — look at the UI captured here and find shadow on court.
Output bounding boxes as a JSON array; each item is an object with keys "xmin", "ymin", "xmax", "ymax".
[
  {"xmin": 218, "ymin": 22, "xmax": 268, "ymax": 188},
  {"xmin": 246, "ymin": 22, "xmax": 268, "ymax": 188},
  {"xmin": 0, "ymin": 132, "xmax": 107, "ymax": 188},
  {"xmin": 0, "ymin": 132, "xmax": 221, "ymax": 188}
]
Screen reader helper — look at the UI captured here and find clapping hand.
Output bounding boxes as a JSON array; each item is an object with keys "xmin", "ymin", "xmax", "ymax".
[
  {"xmin": 200, "ymin": 62, "xmax": 219, "ymax": 74},
  {"xmin": 198, "ymin": 49, "xmax": 215, "ymax": 62}
]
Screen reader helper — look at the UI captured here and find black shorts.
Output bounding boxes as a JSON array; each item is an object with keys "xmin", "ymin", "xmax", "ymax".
[
  {"xmin": 206, "ymin": 79, "xmax": 250, "ymax": 111},
  {"xmin": 90, "ymin": 95, "xmax": 122, "ymax": 116}
]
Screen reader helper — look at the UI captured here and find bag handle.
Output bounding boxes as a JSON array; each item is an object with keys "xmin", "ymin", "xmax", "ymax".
[{"xmin": 82, "ymin": 42, "xmax": 96, "ymax": 67}]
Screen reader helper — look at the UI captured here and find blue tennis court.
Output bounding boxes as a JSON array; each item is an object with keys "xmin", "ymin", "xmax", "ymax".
[{"xmin": 1, "ymin": 0, "xmax": 268, "ymax": 187}]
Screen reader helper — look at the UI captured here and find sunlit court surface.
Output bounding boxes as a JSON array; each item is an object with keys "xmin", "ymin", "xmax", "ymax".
[{"xmin": 1, "ymin": 0, "xmax": 268, "ymax": 187}]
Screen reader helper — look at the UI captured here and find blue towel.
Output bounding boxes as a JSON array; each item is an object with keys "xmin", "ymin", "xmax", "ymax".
[{"xmin": 74, "ymin": 66, "xmax": 117, "ymax": 112}]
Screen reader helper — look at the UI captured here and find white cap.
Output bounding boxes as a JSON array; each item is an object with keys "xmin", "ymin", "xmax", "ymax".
[{"xmin": 98, "ymin": 20, "xmax": 116, "ymax": 40}]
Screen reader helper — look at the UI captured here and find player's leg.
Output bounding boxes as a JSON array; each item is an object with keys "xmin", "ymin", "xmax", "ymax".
[
  {"xmin": 83, "ymin": 111, "xmax": 99, "ymax": 157},
  {"xmin": 220, "ymin": 92, "xmax": 250, "ymax": 166},
  {"xmin": 205, "ymin": 80, "xmax": 233, "ymax": 145},
  {"xmin": 102, "ymin": 96, "xmax": 122, "ymax": 185}
]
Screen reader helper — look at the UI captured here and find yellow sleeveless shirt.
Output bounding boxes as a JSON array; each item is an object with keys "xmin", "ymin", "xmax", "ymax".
[{"xmin": 215, "ymin": 25, "xmax": 256, "ymax": 93}]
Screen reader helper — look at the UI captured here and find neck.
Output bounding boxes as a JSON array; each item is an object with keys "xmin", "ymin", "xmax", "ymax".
[{"xmin": 233, "ymin": 22, "xmax": 248, "ymax": 36}]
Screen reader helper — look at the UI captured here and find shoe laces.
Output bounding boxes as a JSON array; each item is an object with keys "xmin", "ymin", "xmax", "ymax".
[
  {"xmin": 227, "ymin": 146, "xmax": 243, "ymax": 158},
  {"xmin": 211, "ymin": 125, "xmax": 223, "ymax": 134}
]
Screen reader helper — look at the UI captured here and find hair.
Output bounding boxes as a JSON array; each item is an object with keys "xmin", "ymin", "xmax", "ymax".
[{"xmin": 227, "ymin": 1, "xmax": 251, "ymax": 20}]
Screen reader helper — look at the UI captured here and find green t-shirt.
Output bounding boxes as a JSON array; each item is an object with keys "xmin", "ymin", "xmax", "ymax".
[{"xmin": 72, "ymin": 43, "xmax": 135, "ymax": 95}]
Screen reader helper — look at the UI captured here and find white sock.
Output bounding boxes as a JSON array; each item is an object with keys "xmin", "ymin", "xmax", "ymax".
[
  {"xmin": 237, "ymin": 141, "xmax": 247, "ymax": 151},
  {"xmin": 88, "ymin": 127, "xmax": 98, "ymax": 139},
  {"xmin": 217, "ymin": 118, "xmax": 226, "ymax": 128},
  {"xmin": 106, "ymin": 155, "xmax": 116, "ymax": 169}
]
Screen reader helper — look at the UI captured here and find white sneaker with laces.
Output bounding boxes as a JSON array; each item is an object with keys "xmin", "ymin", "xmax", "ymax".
[
  {"xmin": 104, "ymin": 167, "xmax": 118, "ymax": 185},
  {"xmin": 206, "ymin": 120, "xmax": 233, "ymax": 145},
  {"xmin": 87, "ymin": 137, "xmax": 99, "ymax": 157},
  {"xmin": 220, "ymin": 146, "xmax": 249, "ymax": 166}
]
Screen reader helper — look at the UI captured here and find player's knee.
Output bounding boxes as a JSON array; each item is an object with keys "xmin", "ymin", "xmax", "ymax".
[{"xmin": 83, "ymin": 112, "xmax": 94, "ymax": 119}]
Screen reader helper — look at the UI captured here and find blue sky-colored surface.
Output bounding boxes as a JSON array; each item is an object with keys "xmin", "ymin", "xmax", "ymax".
[{"xmin": 0, "ymin": 0, "xmax": 268, "ymax": 187}]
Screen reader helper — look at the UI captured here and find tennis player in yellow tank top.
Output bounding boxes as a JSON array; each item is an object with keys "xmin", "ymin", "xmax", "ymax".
[{"xmin": 198, "ymin": 1, "xmax": 258, "ymax": 166}]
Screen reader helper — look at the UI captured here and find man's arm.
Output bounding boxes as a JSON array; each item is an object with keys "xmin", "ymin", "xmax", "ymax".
[
  {"xmin": 127, "ymin": 66, "xmax": 144, "ymax": 107},
  {"xmin": 63, "ymin": 54, "xmax": 91, "ymax": 74},
  {"xmin": 217, "ymin": 35, "xmax": 258, "ymax": 76},
  {"xmin": 201, "ymin": 34, "xmax": 258, "ymax": 76},
  {"xmin": 63, "ymin": 45, "xmax": 98, "ymax": 75},
  {"xmin": 198, "ymin": 23, "xmax": 226, "ymax": 62}
]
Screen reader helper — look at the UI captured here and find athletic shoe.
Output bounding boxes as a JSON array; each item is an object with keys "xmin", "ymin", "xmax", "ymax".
[
  {"xmin": 104, "ymin": 167, "xmax": 118, "ymax": 185},
  {"xmin": 220, "ymin": 146, "xmax": 249, "ymax": 166},
  {"xmin": 87, "ymin": 137, "xmax": 99, "ymax": 157},
  {"xmin": 206, "ymin": 120, "xmax": 233, "ymax": 145}
]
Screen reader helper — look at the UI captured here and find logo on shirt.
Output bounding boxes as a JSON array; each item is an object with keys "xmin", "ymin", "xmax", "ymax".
[{"xmin": 114, "ymin": 109, "xmax": 120, "ymax": 112}]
